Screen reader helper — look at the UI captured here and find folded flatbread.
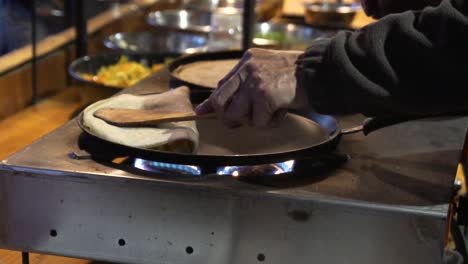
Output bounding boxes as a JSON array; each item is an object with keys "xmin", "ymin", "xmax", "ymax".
[
  {"xmin": 82, "ymin": 86, "xmax": 199, "ymax": 153},
  {"xmin": 172, "ymin": 59, "xmax": 239, "ymax": 89}
]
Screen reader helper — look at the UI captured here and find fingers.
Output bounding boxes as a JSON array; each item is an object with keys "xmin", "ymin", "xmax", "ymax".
[
  {"xmin": 217, "ymin": 50, "xmax": 252, "ymax": 87},
  {"xmin": 211, "ymin": 63, "xmax": 248, "ymax": 112},
  {"xmin": 222, "ymin": 80, "xmax": 285, "ymax": 129},
  {"xmin": 195, "ymin": 98, "xmax": 214, "ymax": 115},
  {"xmin": 218, "ymin": 48, "xmax": 289, "ymax": 87},
  {"xmin": 222, "ymin": 76, "xmax": 254, "ymax": 127},
  {"xmin": 197, "ymin": 48, "xmax": 298, "ymax": 129},
  {"xmin": 195, "ymin": 63, "xmax": 249, "ymax": 126},
  {"xmin": 247, "ymin": 81, "xmax": 276, "ymax": 128}
]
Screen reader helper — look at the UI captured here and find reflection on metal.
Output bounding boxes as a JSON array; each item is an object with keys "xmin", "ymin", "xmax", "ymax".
[
  {"xmin": 103, "ymin": 31, "xmax": 208, "ymax": 54},
  {"xmin": 179, "ymin": 10, "xmax": 189, "ymax": 29},
  {"xmin": 134, "ymin": 158, "xmax": 202, "ymax": 175},
  {"xmin": 146, "ymin": 10, "xmax": 212, "ymax": 33},
  {"xmin": 182, "ymin": 0, "xmax": 243, "ymax": 11},
  {"xmin": 217, "ymin": 160, "xmax": 295, "ymax": 177}
]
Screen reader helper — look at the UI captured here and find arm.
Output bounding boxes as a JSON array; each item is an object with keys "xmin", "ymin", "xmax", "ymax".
[
  {"xmin": 300, "ymin": 0, "xmax": 468, "ymax": 117},
  {"xmin": 196, "ymin": 0, "xmax": 468, "ymax": 127}
]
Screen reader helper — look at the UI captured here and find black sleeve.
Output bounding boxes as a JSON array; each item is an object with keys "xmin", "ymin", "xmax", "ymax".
[{"xmin": 297, "ymin": 0, "xmax": 468, "ymax": 117}]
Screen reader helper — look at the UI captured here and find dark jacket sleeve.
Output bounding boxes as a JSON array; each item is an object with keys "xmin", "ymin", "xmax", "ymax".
[{"xmin": 298, "ymin": 0, "xmax": 468, "ymax": 117}]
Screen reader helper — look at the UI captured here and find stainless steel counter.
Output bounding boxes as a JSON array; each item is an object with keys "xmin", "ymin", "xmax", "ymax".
[{"xmin": 0, "ymin": 69, "xmax": 465, "ymax": 264}]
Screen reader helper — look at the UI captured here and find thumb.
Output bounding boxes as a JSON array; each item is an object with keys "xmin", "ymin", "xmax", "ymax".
[{"xmin": 195, "ymin": 98, "xmax": 215, "ymax": 115}]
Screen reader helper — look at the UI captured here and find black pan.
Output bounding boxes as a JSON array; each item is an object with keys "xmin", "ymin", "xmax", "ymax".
[
  {"xmin": 168, "ymin": 50, "xmax": 244, "ymax": 91},
  {"xmin": 77, "ymin": 110, "xmax": 348, "ymax": 167}
]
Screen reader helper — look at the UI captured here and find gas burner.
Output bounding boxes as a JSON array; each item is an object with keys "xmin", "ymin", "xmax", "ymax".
[
  {"xmin": 132, "ymin": 158, "xmax": 295, "ymax": 177},
  {"xmin": 216, "ymin": 160, "xmax": 295, "ymax": 177},
  {"xmin": 134, "ymin": 159, "xmax": 202, "ymax": 175}
]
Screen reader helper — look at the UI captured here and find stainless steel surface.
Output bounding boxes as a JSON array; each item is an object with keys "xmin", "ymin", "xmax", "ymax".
[
  {"xmin": 0, "ymin": 168, "xmax": 449, "ymax": 264},
  {"xmin": 103, "ymin": 31, "xmax": 208, "ymax": 53},
  {"xmin": 0, "ymin": 71, "xmax": 464, "ymax": 263}
]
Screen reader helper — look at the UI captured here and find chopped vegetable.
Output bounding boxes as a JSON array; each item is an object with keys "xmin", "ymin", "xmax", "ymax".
[{"xmin": 79, "ymin": 56, "xmax": 165, "ymax": 88}]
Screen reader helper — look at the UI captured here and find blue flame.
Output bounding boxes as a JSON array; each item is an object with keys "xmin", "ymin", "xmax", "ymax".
[
  {"xmin": 134, "ymin": 159, "xmax": 202, "ymax": 175},
  {"xmin": 216, "ymin": 160, "xmax": 295, "ymax": 176}
]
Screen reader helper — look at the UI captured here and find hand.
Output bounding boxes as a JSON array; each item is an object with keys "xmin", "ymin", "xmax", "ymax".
[
  {"xmin": 195, "ymin": 48, "xmax": 305, "ymax": 128},
  {"xmin": 360, "ymin": 0, "xmax": 441, "ymax": 18}
]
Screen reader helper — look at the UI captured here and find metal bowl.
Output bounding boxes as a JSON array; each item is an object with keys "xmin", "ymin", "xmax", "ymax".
[
  {"xmin": 181, "ymin": 0, "xmax": 243, "ymax": 12},
  {"xmin": 146, "ymin": 9, "xmax": 213, "ymax": 33},
  {"xmin": 146, "ymin": 9, "xmax": 244, "ymax": 34},
  {"xmin": 68, "ymin": 52, "xmax": 170, "ymax": 90},
  {"xmin": 304, "ymin": 1, "xmax": 361, "ymax": 28},
  {"xmin": 253, "ymin": 22, "xmax": 336, "ymax": 50},
  {"xmin": 103, "ymin": 31, "xmax": 207, "ymax": 53}
]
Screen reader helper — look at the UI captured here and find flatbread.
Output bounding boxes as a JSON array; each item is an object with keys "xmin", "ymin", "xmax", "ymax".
[
  {"xmin": 82, "ymin": 87, "xmax": 199, "ymax": 153},
  {"xmin": 173, "ymin": 59, "xmax": 239, "ymax": 89}
]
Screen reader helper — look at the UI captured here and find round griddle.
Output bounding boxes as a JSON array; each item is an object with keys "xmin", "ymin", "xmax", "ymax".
[
  {"xmin": 168, "ymin": 50, "xmax": 244, "ymax": 90},
  {"xmin": 77, "ymin": 111, "xmax": 342, "ymax": 166}
]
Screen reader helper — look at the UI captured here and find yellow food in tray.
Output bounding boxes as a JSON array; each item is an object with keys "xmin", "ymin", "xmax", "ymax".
[{"xmin": 80, "ymin": 56, "xmax": 164, "ymax": 88}]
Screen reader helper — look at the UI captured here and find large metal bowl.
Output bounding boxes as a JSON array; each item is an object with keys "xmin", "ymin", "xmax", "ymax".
[
  {"xmin": 103, "ymin": 31, "xmax": 207, "ymax": 53},
  {"xmin": 304, "ymin": 1, "xmax": 362, "ymax": 28}
]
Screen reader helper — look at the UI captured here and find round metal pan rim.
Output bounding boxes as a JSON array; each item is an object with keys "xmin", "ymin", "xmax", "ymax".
[
  {"xmin": 77, "ymin": 112, "xmax": 342, "ymax": 166},
  {"xmin": 167, "ymin": 50, "xmax": 244, "ymax": 90}
]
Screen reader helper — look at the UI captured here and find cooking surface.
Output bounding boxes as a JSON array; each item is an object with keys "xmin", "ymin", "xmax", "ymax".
[
  {"xmin": 196, "ymin": 114, "xmax": 328, "ymax": 155},
  {"xmin": 172, "ymin": 59, "xmax": 240, "ymax": 89},
  {"xmin": 2, "ymin": 70, "xmax": 465, "ymax": 206}
]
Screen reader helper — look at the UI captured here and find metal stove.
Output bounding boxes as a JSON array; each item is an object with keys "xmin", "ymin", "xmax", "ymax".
[{"xmin": 0, "ymin": 72, "xmax": 466, "ymax": 264}]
